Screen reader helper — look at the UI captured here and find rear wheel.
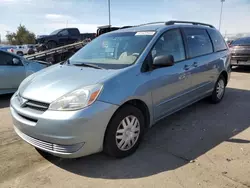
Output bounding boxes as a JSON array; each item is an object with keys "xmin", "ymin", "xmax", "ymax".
[
  {"xmin": 47, "ymin": 41, "xmax": 57, "ymax": 49},
  {"xmin": 104, "ymin": 104, "xmax": 145, "ymax": 158},
  {"xmin": 210, "ymin": 75, "xmax": 226, "ymax": 104},
  {"xmin": 16, "ymin": 51, "xmax": 23, "ymax": 56}
]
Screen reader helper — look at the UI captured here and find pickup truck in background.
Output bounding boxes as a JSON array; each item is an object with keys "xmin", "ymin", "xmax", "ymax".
[{"xmin": 36, "ymin": 28, "xmax": 96, "ymax": 49}]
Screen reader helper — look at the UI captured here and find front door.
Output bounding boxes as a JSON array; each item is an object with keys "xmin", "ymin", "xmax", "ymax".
[
  {"xmin": 58, "ymin": 29, "xmax": 70, "ymax": 45},
  {"xmin": 0, "ymin": 52, "xmax": 26, "ymax": 93},
  {"xmin": 142, "ymin": 29, "xmax": 193, "ymax": 121}
]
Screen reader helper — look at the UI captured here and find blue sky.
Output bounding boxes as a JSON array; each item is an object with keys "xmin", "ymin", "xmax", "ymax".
[{"xmin": 0, "ymin": 0, "xmax": 250, "ymax": 40}]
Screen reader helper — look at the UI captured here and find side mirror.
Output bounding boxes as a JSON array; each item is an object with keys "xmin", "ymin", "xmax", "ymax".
[
  {"xmin": 153, "ymin": 55, "xmax": 174, "ymax": 67},
  {"xmin": 12, "ymin": 58, "xmax": 21, "ymax": 65}
]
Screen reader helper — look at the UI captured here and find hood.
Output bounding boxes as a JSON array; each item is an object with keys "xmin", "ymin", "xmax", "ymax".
[
  {"xmin": 20, "ymin": 64, "xmax": 119, "ymax": 103},
  {"xmin": 24, "ymin": 60, "xmax": 49, "ymax": 72},
  {"xmin": 37, "ymin": 35, "xmax": 49, "ymax": 39}
]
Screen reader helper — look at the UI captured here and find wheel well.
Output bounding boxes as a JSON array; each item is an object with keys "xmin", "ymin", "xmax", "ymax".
[
  {"xmin": 47, "ymin": 40, "xmax": 57, "ymax": 44},
  {"xmin": 220, "ymin": 71, "xmax": 228, "ymax": 85},
  {"xmin": 121, "ymin": 99, "xmax": 150, "ymax": 128}
]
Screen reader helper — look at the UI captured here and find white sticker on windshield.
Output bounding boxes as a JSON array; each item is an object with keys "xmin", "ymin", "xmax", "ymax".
[{"xmin": 135, "ymin": 31, "xmax": 155, "ymax": 36}]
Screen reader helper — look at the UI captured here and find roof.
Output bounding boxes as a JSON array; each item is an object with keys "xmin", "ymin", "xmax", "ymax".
[{"xmin": 112, "ymin": 21, "xmax": 216, "ymax": 33}]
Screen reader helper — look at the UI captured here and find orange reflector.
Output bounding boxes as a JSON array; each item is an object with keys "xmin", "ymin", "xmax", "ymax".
[{"xmin": 88, "ymin": 90, "xmax": 100, "ymax": 105}]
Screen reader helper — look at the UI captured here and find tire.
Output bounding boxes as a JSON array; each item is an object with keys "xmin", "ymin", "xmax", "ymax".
[
  {"xmin": 104, "ymin": 104, "xmax": 145, "ymax": 158},
  {"xmin": 27, "ymin": 48, "xmax": 35, "ymax": 55},
  {"xmin": 210, "ymin": 75, "xmax": 226, "ymax": 104},
  {"xmin": 46, "ymin": 41, "xmax": 57, "ymax": 49},
  {"xmin": 16, "ymin": 51, "xmax": 23, "ymax": 56}
]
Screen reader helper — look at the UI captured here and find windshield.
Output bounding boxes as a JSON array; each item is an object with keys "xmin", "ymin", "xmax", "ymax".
[
  {"xmin": 231, "ymin": 37, "xmax": 250, "ymax": 46},
  {"xmin": 69, "ymin": 31, "xmax": 155, "ymax": 69},
  {"xmin": 50, "ymin": 29, "xmax": 62, "ymax": 35}
]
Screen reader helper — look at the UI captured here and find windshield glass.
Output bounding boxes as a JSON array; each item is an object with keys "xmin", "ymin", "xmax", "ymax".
[
  {"xmin": 50, "ymin": 29, "xmax": 62, "ymax": 35},
  {"xmin": 231, "ymin": 37, "xmax": 250, "ymax": 46},
  {"xmin": 69, "ymin": 31, "xmax": 155, "ymax": 69}
]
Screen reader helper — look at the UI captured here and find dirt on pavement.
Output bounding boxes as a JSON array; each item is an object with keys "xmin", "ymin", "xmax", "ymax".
[{"xmin": 1, "ymin": 68, "xmax": 250, "ymax": 188}]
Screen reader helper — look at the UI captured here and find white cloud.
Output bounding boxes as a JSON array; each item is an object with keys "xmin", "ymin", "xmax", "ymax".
[
  {"xmin": 45, "ymin": 14, "xmax": 71, "ymax": 20},
  {"xmin": 0, "ymin": 24, "xmax": 15, "ymax": 42}
]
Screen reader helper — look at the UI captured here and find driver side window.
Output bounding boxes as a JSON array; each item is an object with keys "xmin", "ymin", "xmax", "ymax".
[
  {"xmin": 0, "ymin": 52, "xmax": 22, "ymax": 66},
  {"xmin": 58, "ymin": 30, "xmax": 69, "ymax": 36},
  {"xmin": 151, "ymin": 29, "xmax": 185, "ymax": 63}
]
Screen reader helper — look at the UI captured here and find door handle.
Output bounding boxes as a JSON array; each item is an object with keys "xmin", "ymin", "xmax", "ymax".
[
  {"xmin": 193, "ymin": 62, "xmax": 198, "ymax": 67},
  {"xmin": 184, "ymin": 64, "xmax": 190, "ymax": 70}
]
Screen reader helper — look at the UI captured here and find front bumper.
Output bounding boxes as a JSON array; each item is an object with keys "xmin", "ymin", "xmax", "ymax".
[{"xmin": 10, "ymin": 94, "xmax": 118, "ymax": 158}]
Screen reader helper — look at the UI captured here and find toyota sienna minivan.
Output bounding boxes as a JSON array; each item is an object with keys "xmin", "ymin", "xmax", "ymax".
[{"xmin": 10, "ymin": 21, "xmax": 231, "ymax": 158}]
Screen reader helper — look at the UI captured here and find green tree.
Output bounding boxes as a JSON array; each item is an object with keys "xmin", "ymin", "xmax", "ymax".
[{"xmin": 6, "ymin": 24, "xmax": 36, "ymax": 45}]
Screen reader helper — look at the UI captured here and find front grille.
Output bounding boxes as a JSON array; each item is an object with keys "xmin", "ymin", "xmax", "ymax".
[
  {"xmin": 24, "ymin": 100, "xmax": 50, "ymax": 112},
  {"xmin": 14, "ymin": 127, "xmax": 84, "ymax": 154},
  {"xmin": 18, "ymin": 113, "xmax": 38, "ymax": 123}
]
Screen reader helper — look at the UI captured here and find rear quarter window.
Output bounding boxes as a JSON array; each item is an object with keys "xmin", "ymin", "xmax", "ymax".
[
  {"xmin": 208, "ymin": 29, "xmax": 227, "ymax": 51},
  {"xmin": 183, "ymin": 28, "xmax": 213, "ymax": 58},
  {"xmin": 69, "ymin": 29, "xmax": 80, "ymax": 36}
]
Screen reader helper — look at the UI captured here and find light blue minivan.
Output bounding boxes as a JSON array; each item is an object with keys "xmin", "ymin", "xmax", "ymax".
[{"xmin": 10, "ymin": 21, "xmax": 231, "ymax": 158}]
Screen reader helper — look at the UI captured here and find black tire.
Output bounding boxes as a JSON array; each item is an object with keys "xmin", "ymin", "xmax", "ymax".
[
  {"xmin": 27, "ymin": 48, "xmax": 35, "ymax": 55},
  {"xmin": 47, "ymin": 41, "xmax": 57, "ymax": 49},
  {"xmin": 16, "ymin": 51, "xmax": 23, "ymax": 56},
  {"xmin": 104, "ymin": 104, "xmax": 145, "ymax": 158},
  {"xmin": 210, "ymin": 75, "xmax": 226, "ymax": 104}
]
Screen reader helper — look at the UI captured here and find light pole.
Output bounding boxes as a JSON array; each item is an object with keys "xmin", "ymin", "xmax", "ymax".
[
  {"xmin": 108, "ymin": 0, "xmax": 111, "ymax": 26},
  {"xmin": 219, "ymin": 0, "xmax": 225, "ymax": 31}
]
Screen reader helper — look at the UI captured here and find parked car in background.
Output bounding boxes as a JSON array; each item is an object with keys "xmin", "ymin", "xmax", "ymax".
[
  {"xmin": 11, "ymin": 21, "xmax": 230, "ymax": 159},
  {"xmin": 36, "ymin": 28, "xmax": 96, "ymax": 49},
  {"xmin": 230, "ymin": 37, "xmax": 250, "ymax": 67},
  {"xmin": 96, "ymin": 25, "xmax": 132, "ymax": 37},
  {"xmin": 7, "ymin": 44, "xmax": 36, "ymax": 56},
  {"xmin": 0, "ymin": 45, "xmax": 16, "ymax": 52},
  {"xmin": 0, "ymin": 50, "xmax": 50, "ymax": 95}
]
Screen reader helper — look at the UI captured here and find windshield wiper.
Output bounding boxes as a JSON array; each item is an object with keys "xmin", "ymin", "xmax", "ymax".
[{"xmin": 73, "ymin": 63, "xmax": 104, "ymax": 69}]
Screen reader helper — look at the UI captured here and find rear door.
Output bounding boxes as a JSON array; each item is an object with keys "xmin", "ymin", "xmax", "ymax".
[
  {"xmin": 182, "ymin": 28, "xmax": 215, "ymax": 100},
  {"xmin": 0, "ymin": 51, "xmax": 26, "ymax": 92}
]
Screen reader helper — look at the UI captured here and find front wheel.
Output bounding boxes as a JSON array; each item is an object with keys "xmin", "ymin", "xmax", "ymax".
[
  {"xmin": 104, "ymin": 104, "xmax": 145, "ymax": 158},
  {"xmin": 210, "ymin": 75, "xmax": 226, "ymax": 104}
]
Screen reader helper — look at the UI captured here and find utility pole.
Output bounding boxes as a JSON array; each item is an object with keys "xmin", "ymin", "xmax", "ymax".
[
  {"xmin": 219, "ymin": 0, "xmax": 225, "ymax": 31},
  {"xmin": 108, "ymin": 0, "xmax": 111, "ymax": 26}
]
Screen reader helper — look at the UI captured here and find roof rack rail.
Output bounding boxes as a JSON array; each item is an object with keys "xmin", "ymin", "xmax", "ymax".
[
  {"xmin": 135, "ymin": 22, "xmax": 166, "ymax": 27},
  {"xmin": 165, "ymin": 21, "xmax": 215, "ymax": 28}
]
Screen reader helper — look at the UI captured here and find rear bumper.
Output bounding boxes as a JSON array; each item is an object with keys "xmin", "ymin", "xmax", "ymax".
[{"xmin": 230, "ymin": 55, "xmax": 250, "ymax": 66}]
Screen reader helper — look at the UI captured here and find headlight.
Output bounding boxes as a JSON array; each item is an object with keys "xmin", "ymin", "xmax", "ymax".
[{"xmin": 49, "ymin": 84, "xmax": 103, "ymax": 111}]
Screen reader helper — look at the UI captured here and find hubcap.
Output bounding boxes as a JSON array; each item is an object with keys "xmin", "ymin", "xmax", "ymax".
[
  {"xmin": 216, "ymin": 79, "xmax": 225, "ymax": 99},
  {"xmin": 116, "ymin": 115, "xmax": 140, "ymax": 151}
]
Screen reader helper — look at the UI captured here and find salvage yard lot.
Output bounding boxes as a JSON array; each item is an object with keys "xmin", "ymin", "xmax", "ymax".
[{"xmin": 1, "ymin": 69, "xmax": 250, "ymax": 188}]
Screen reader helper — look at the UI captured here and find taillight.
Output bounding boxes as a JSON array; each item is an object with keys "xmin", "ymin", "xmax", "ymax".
[{"xmin": 10, "ymin": 48, "xmax": 14, "ymax": 52}]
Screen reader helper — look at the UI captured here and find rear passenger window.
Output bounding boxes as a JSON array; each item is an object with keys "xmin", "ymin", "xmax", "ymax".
[
  {"xmin": 208, "ymin": 29, "xmax": 227, "ymax": 52},
  {"xmin": 183, "ymin": 28, "xmax": 213, "ymax": 58},
  {"xmin": 69, "ymin": 29, "xmax": 79, "ymax": 36},
  {"xmin": 151, "ymin": 29, "xmax": 185, "ymax": 62}
]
